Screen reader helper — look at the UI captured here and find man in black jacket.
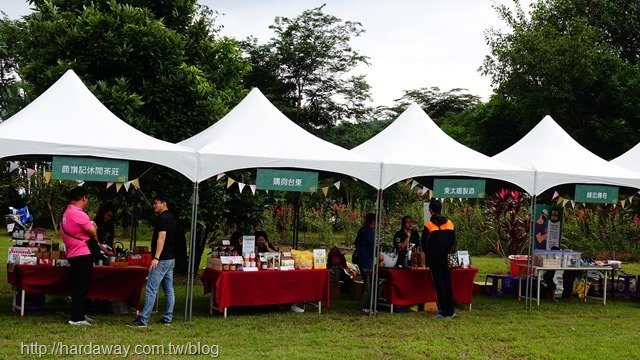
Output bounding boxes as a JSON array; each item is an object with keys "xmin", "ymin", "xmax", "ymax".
[{"xmin": 422, "ymin": 199, "xmax": 457, "ymax": 318}]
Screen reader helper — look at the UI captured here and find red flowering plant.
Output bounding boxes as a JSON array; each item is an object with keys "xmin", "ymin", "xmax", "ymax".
[{"xmin": 484, "ymin": 188, "xmax": 531, "ymax": 258}]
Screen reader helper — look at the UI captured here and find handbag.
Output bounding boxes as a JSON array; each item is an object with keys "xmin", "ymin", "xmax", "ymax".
[{"xmin": 60, "ymin": 221, "xmax": 103, "ymax": 263}]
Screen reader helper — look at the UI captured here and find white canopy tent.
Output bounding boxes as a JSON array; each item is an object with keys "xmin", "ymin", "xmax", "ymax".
[
  {"xmin": 494, "ymin": 115, "xmax": 640, "ymax": 309},
  {"xmin": 351, "ymin": 104, "xmax": 535, "ymax": 315},
  {"xmin": 611, "ymin": 141, "xmax": 640, "ymax": 174},
  {"xmin": 179, "ymin": 87, "xmax": 381, "ymax": 318},
  {"xmin": 179, "ymin": 88, "xmax": 381, "ymax": 188},
  {"xmin": 0, "ymin": 70, "xmax": 198, "ymax": 181},
  {"xmin": 494, "ymin": 115, "xmax": 640, "ymax": 195},
  {"xmin": 351, "ymin": 104, "xmax": 535, "ymax": 193}
]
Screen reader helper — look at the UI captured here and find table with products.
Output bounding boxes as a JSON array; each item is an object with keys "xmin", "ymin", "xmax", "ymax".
[
  {"xmin": 378, "ymin": 267, "xmax": 479, "ymax": 313},
  {"xmin": 7, "ymin": 264, "xmax": 149, "ymax": 316},
  {"xmin": 201, "ymin": 268, "xmax": 330, "ymax": 317},
  {"xmin": 517, "ymin": 265, "xmax": 613, "ymax": 305}
]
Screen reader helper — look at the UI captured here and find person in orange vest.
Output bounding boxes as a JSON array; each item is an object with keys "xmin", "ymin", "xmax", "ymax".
[{"xmin": 421, "ymin": 199, "xmax": 457, "ymax": 318}]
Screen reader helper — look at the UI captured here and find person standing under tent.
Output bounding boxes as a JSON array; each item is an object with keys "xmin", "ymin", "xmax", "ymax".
[
  {"xmin": 60, "ymin": 186, "xmax": 96, "ymax": 326},
  {"xmin": 354, "ymin": 213, "xmax": 376, "ymax": 314},
  {"xmin": 422, "ymin": 199, "xmax": 457, "ymax": 318},
  {"xmin": 128, "ymin": 194, "xmax": 176, "ymax": 327}
]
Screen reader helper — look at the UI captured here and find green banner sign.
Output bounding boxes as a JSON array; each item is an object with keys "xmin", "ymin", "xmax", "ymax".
[
  {"xmin": 53, "ymin": 156, "xmax": 128, "ymax": 182},
  {"xmin": 433, "ymin": 178, "xmax": 486, "ymax": 198},
  {"xmin": 256, "ymin": 169, "xmax": 318, "ymax": 192},
  {"xmin": 574, "ymin": 184, "xmax": 618, "ymax": 204}
]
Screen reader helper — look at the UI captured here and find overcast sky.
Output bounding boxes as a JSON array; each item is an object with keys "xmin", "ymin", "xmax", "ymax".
[{"xmin": 2, "ymin": 0, "xmax": 532, "ymax": 106}]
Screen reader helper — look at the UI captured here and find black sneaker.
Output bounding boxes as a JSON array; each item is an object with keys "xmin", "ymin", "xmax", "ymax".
[
  {"xmin": 157, "ymin": 318, "xmax": 172, "ymax": 325},
  {"xmin": 126, "ymin": 318, "xmax": 147, "ymax": 327}
]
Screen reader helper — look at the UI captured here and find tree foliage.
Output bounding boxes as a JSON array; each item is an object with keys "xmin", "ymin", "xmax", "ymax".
[
  {"xmin": 480, "ymin": 0, "xmax": 640, "ymax": 158},
  {"xmin": 242, "ymin": 4, "xmax": 372, "ymax": 130},
  {"xmin": 7, "ymin": 0, "xmax": 252, "ymax": 269}
]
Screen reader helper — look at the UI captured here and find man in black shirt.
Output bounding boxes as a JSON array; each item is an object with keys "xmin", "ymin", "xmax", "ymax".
[{"xmin": 128, "ymin": 194, "xmax": 176, "ymax": 327}]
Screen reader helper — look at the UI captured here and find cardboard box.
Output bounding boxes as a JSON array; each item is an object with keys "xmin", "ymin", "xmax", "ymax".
[
  {"xmin": 7, "ymin": 247, "xmax": 37, "ymax": 264},
  {"xmin": 350, "ymin": 276, "xmax": 364, "ymax": 301},
  {"xmin": 473, "ymin": 281, "xmax": 492, "ymax": 296},
  {"xmin": 424, "ymin": 302, "xmax": 438, "ymax": 313},
  {"xmin": 330, "ymin": 282, "xmax": 341, "ymax": 300}
]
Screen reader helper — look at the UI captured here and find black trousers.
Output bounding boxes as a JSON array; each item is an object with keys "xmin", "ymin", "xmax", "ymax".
[
  {"xmin": 68, "ymin": 255, "xmax": 93, "ymax": 321},
  {"xmin": 431, "ymin": 265, "xmax": 455, "ymax": 316}
]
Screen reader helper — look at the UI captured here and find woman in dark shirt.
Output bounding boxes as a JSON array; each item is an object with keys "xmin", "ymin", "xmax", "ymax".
[
  {"xmin": 94, "ymin": 203, "xmax": 115, "ymax": 249},
  {"xmin": 393, "ymin": 215, "xmax": 420, "ymax": 268}
]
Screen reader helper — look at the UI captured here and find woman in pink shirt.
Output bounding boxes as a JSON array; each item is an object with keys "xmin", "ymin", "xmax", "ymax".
[{"xmin": 60, "ymin": 186, "xmax": 96, "ymax": 326}]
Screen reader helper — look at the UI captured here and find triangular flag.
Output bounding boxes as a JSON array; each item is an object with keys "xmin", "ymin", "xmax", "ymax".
[
  {"xmin": 459, "ymin": 198, "xmax": 463, "ymax": 203},
  {"xmin": 106, "ymin": 182, "xmax": 114, "ymax": 189},
  {"xmin": 449, "ymin": 198, "xmax": 454, "ymax": 203},
  {"xmin": 421, "ymin": 187, "xmax": 428, "ymax": 196},
  {"xmin": 571, "ymin": 200, "xmax": 575, "ymax": 209},
  {"xmin": 9, "ymin": 161, "xmax": 19, "ymax": 172},
  {"xmin": 621, "ymin": 199, "xmax": 626, "ymax": 208},
  {"xmin": 556, "ymin": 196, "xmax": 564, "ymax": 205},
  {"xmin": 411, "ymin": 180, "xmax": 419, "ymax": 189},
  {"xmin": 124, "ymin": 181, "xmax": 131, "ymax": 191},
  {"xmin": 629, "ymin": 196, "xmax": 634, "ymax": 203},
  {"xmin": 552, "ymin": 191, "xmax": 559, "ymax": 200},
  {"xmin": 217, "ymin": 173, "xmax": 226, "ymax": 180},
  {"xmin": 428, "ymin": 190, "xmax": 433, "ymax": 200},
  {"xmin": 322, "ymin": 186, "xmax": 329, "ymax": 197},
  {"xmin": 227, "ymin": 177, "xmax": 235, "ymax": 188},
  {"xmin": 351, "ymin": 177, "xmax": 358, "ymax": 182},
  {"xmin": 334, "ymin": 181, "xmax": 341, "ymax": 190},
  {"xmin": 115, "ymin": 183, "xmax": 123, "ymax": 192},
  {"xmin": 250, "ymin": 184, "xmax": 257, "ymax": 195},
  {"xmin": 26, "ymin": 168, "xmax": 36, "ymax": 178},
  {"xmin": 238, "ymin": 182, "xmax": 245, "ymax": 193},
  {"xmin": 131, "ymin": 179, "xmax": 140, "ymax": 189},
  {"xmin": 43, "ymin": 171, "xmax": 52, "ymax": 183},
  {"xmin": 562, "ymin": 199, "xmax": 569, "ymax": 207}
]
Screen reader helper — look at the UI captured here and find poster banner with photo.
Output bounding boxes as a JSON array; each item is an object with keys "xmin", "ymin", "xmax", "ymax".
[{"xmin": 533, "ymin": 204, "xmax": 563, "ymax": 250}]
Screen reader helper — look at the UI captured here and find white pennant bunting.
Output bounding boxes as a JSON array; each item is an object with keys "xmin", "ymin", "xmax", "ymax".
[
  {"xmin": 562, "ymin": 199, "xmax": 569, "ymax": 207},
  {"xmin": 421, "ymin": 187, "xmax": 428, "ymax": 196},
  {"xmin": 9, "ymin": 161, "xmax": 20, "ymax": 172},
  {"xmin": 552, "ymin": 191, "xmax": 559, "ymax": 200},
  {"xmin": 250, "ymin": 184, "xmax": 257, "ymax": 195},
  {"xmin": 106, "ymin": 182, "xmax": 114, "ymax": 189},
  {"xmin": 570, "ymin": 200, "xmax": 575, "ymax": 209},
  {"xmin": 217, "ymin": 173, "xmax": 226, "ymax": 180},
  {"xmin": 411, "ymin": 180, "xmax": 419, "ymax": 189},
  {"xmin": 238, "ymin": 182, "xmax": 245, "ymax": 193},
  {"xmin": 334, "ymin": 181, "xmax": 341, "ymax": 190},
  {"xmin": 124, "ymin": 181, "xmax": 131, "ymax": 191},
  {"xmin": 26, "ymin": 168, "xmax": 36, "ymax": 178}
]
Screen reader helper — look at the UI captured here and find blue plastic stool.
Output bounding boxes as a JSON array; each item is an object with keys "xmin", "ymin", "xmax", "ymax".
[{"xmin": 485, "ymin": 274, "xmax": 519, "ymax": 297}]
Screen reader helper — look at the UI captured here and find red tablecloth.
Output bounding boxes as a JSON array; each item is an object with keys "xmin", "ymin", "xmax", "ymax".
[
  {"xmin": 7, "ymin": 264, "xmax": 149, "ymax": 309},
  {"xmin": 201, "ymin": 268, "xmax": 330, "ymax": 312},
  {"xmin": 379, "ymin": 267, "xmax": 479, "ymax": 306}
]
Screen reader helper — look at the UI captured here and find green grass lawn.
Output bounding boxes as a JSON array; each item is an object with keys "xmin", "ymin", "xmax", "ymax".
[{"xmin": 1, "ymin": 237, "xmax": 639, "ymax": 359}]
